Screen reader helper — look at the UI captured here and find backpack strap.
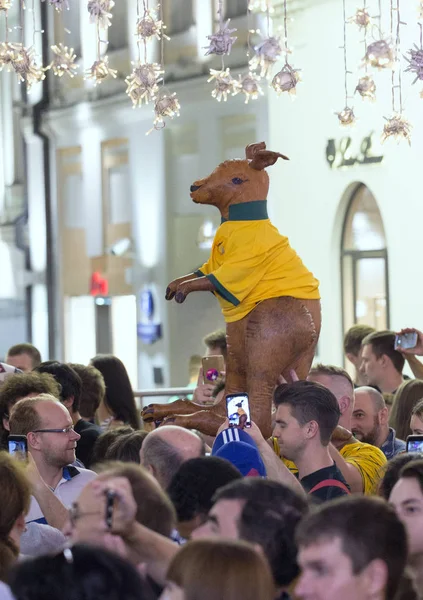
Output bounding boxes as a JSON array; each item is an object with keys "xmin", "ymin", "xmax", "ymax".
[{"xmin": 309, "ymin": 479, "xmax": 350, "ymax": 495}]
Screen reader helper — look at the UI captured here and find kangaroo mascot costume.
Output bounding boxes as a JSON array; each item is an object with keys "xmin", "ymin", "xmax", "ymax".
[{"xmin": 142, "ymin": 142, "xmax": 321, "ymax": 438}]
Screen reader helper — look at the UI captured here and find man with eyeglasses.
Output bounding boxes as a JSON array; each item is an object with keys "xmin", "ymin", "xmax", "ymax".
[{"xmin": 9, "ymin": 393, "xmax": 96, "ymax": 531}]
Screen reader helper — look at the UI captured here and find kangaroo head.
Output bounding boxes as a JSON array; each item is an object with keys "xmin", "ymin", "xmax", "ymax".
[{"xmin": 189, "ymin": 142, "xmax": 289, "ymax": 218}]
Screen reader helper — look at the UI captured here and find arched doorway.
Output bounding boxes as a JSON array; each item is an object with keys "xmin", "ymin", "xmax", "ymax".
[{"xmin": 341, "ymin": 184, "xmax": 389, "ymax": 332}]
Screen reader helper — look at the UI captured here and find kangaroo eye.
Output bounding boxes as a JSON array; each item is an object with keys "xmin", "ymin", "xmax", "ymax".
[{"xmin": 232, "ymin": 177, "xmax": 244, "ymax": 185}]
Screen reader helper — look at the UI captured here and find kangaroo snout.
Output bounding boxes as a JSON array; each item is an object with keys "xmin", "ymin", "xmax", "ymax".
[{"xmin": 190, "ymin": 184, "xmax": 202, "ymax": 192}]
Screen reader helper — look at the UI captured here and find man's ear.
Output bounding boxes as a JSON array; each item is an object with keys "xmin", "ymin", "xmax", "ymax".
[
  {"xmin": 2, "ymin": 417, "xmax": 10, "ymax": 432},
  {"xmin": 305, "ymin": 420, "xmax": 319, "ymax": 440},
  {"xmin": 338, "ymin": 395, "xmax": 351, "ymax": 415},
  {"xmin": 360, "ymin": 559, "xmax": 388, "ymax": 597},
  {"xmin": 63, "ymin": 396, "xmax": 74, "ymax": 410},
  {"xmin": 379, "ymin": 406, "xmax": 389, "ymax": 426},
  {"xmin": 27, "ymin": 431, "xmax": 40, "ymax": 450}
]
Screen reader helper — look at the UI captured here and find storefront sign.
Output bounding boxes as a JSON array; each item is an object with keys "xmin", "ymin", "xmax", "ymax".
[{"xmin": 326, "ymin": 133, "xmax": 383, "ymax": 169}]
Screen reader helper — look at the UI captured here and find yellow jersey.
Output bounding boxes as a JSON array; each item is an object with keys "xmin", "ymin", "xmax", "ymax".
[
  {"xmin": 277, "ymin": 439, "xmax": 386, "ymax": 495},
  {"xmin": 195, "ymin": 201, "xmax": 320, "ymax": 323}
]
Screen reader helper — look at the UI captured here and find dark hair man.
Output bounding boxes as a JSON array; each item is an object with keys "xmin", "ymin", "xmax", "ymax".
[
  {"xmin": 343, "ymin": 325, "xmax": 375, "ymax": 386},
  {"xmin": 6, "ymin": 343, "xmax": 42, "ymax": 372},
  {"xmin": 295, "ymin": 496, "xmax": 407, "ymax": 600},
  {"xmin": 361, "ymin": 331, "xmax": 405, "ymax": 394},
  {"xmin": 273, "ymin": 381, "xmax": 349, "ymax": 502}
]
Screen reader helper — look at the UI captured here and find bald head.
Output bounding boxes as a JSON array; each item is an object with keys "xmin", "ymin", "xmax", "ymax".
[
  {"xmin": 9, "ymin": 394, "xmax": 64, "ymax": 436},
  {"xmin": 140, "ymin": 425, "xmax": 205, "ymax": 489},
  {"xmin": 355, "ymin": 386, "xmax": 385, "ymax": 412}
]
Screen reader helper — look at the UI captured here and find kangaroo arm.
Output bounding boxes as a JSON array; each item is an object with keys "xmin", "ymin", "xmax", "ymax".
[{"xmin": 175, "ymin": 276, "xmax": 216, "ymax": 304}]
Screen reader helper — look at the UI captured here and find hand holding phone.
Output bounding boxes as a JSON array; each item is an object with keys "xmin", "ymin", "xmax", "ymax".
[
  {"xmin": 202, "ymin": 355, "xmax": 225, "ymax": 386},
  {"xmin": 8, "ymin": 435, "xmax": 28, "ymax": 462},
  {"xmin": 395, "ymin": 332, "xmax": 418, "ymax": 351},
  {"xmin": 226, "ymin": 393, "xmax": 251, "ymax": 429},
  {"xmin": 406, "ymin": 435, "xmax": 423, "ymax": 453}
]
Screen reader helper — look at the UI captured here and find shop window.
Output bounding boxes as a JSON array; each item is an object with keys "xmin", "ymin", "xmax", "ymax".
[
  {"xmin": 107, "ymin": 1, "xmax": 128, "ymax": 51},
  {"xmin": 62, "ymin": 1, "xmax": 81, "ymax": 57},
  {"xmin": 165, "ymin": 0, "xmax": 195, "ymax": 35},
  {"xmin": 342, "ymin": 184, "xmax": 389, "ymax": 332},
  {"xmin": 224, "ymin": 0, "xmax": 248, "ymax": 18}
]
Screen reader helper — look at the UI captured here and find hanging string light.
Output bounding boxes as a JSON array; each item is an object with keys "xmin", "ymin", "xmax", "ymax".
[
  {"xmin": 46, "ymin": 0, "xmax": 69, "ymax": 11},
  {"xmin": 235, "ymin": 71, "xmax": 264, "ymax": 103},
  {"xmin": 85, "ymin": 0, "xmax": 117, "ymax": 85},
  {"xmin": 87, "ymin": 0, "xmax": 114, "ymax": 29},
  {"xmin": 10, "ymin": 0, "xmax": 46, "ymax": 90},
  {"xmin": 0, "ymin": 0, "xmax": 15, "ymax": 72},
  {"xmin": 249, "ymin": 0, "xmax": 282, "ymax": 79},
  {"xmin": 272, "ymin": 0, "xmax": 301, "ymax": 95},
  {"xmin": 336, "ymin": 0, "xmax": 356, "ymax": 126},
  {"xmin": 205, "ymin": 0, "xmax": 238, "ymax": 102},
  {"xmin": 382, "ymin": 0, "xmax": 412, "ymax": 143},
  {"xmin": 404, "ymin": 22, "xmax": 423, "ymax": 92},
  {"xmin": 353, "ymin": 0, "xmax": 376, "ymax": 100}
]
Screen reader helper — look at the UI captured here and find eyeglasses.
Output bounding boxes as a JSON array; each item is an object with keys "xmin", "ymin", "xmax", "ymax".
[{"xmin": 32, "ymin": 426, "xmax": 76, "ymax": 435}]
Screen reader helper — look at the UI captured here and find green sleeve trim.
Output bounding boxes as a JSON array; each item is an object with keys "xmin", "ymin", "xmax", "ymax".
[
  {"xmin": 194, "ymin": 269, "xmax": 204, "ymax": 277},
  {"xmin": 206, "ymin": 274, "xmax": 240, "ymax": 306}
]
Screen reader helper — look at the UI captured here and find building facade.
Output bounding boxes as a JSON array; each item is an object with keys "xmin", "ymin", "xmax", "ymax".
[{"xmin": 0, "ymin": 0, "xmax": 421, "ymax": 389}]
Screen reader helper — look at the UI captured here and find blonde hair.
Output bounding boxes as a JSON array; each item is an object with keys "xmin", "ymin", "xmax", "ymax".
[{"xmin": 167, "ymin": 539, "xmax": 275, "ymax": 600}]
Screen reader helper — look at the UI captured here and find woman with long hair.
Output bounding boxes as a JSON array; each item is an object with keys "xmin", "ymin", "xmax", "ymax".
[
  {"xmin": 161, "ymin": 539, "xmax": 275, "ymax": 600},
  {"xmin": 389, "ymin": 379, "xmax": 423, "ymax": 441},
  {"xmin": 91, "ymin": 355, "xmax": 140, "ymax": 430},
  {"xmin": 0, "ymin": 452, "xmax": 31, "ymax": 582}
]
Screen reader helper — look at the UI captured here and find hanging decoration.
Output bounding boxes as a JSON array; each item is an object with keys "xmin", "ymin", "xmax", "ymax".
[
  {"xmin": 208, "ymin": 67, "xmax": 239, "ymax": 102},
  {"xmin": 382, "ymin": 0, "xmax": 412, "ymax": 144},
  {"xmin": 49, "ymin": 43, "xmax": 78, "ymax": 77},
  {"xmin": 205, "ymin": 0, "xmax": 238, "ymax": 102},
  {"xmin": 147, "ymin": 91, "xmax": 180, "ymax": 133},
  {"xmin": 272, "ymin": 0, "xmax": 301, "ymax": 95},
  {"xmin": 47, "ymin": 0, "xmax": 69, "ymax": 11},
  {"xmin": 352, "ymin": 0, "xmax": 376, "ymax": 100},
  {"xmin": 247, "ymin": 0, "xmax": 274, "ymax": 11},
  {"xmin": 249, "ymin": 1, "xmax": 282, "ymax": 79},
  {"xmin": 85, "ymin": 0, "xmax": 117, "ymax": 85},
  {"xmin": 364, "ymin": 38, "xmax": 395, "ymax": 69},
  {"xmin": 0, "ymin": 1, "xmax": 12, "ymax": 9},
  {"xmin": 87, "ymin": 0, "xmax": 115, "ymax": 30},
  {"xmin": 235, "ymin": 71, "xmax": 263, "ymax": 103},
  {"xmin": 336, "ymin": 0, "xmax": 355, "ymax": 126},
  {"xmin": 136, "ymin": 4, "xmax": 169, "ymax": 43},
  {"xmin": 404, "ymin": 23, "xmax": 423, "ymax": 86}
]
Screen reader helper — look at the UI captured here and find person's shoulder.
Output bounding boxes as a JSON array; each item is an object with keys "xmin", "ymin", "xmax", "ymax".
[
  {"xmin": 66, "ymin": 465, "xmax": 97, "ymax": 483},
  {"xmin": 0, "ymin": 582, "xmax": 14, "ymax": 600},
  {"xmin": 341, "ymin": 440, "xmax": 387, "ymax": 465}
]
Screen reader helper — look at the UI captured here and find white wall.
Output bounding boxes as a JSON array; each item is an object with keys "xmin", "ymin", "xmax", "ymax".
[{"xmin": 268, "ymin": 0, "xmax": 423, "ymax": 367}]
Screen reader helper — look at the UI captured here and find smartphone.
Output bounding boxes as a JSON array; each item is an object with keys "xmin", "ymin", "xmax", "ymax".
[
  {"xmin": 395, "ymin": 332, "xmax": 418, "ymax": 351},
  {"xmin": 226, "ymin": 393, "xmax": 251, "ymax": 428},
  {"xmin": 105, "ymin": 490, "xmax": 116, "ymax": 530},
  {"xmin": 8, "ymin": 435, "xmax": 28, "ymax": 462},
  {"xmin": 406, "ymin": 435, "xmax": 423, "ymax": 453},
  {"xmin": 202, "ymin": 355, "xmax": 225, "ymax": 385}
]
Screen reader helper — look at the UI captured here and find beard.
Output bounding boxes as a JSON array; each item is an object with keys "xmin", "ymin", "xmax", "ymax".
[{"xmin": 353, "ymin": 417, "xmax": 380, "ymax": 446}]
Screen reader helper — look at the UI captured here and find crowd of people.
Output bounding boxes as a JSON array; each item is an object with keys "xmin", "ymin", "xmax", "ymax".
[{"xmin": 1, "ymin": 326, "xmax": 423, "ymax": 599}]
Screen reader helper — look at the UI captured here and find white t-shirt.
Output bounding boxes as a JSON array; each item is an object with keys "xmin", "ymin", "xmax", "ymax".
[
  {"xmin": 26, "ymin": 465, "xmax": 97, "ymax": 524},
  {"xmin": 0, "ymin": 583, "xmax": 14, "ymax": 600}
]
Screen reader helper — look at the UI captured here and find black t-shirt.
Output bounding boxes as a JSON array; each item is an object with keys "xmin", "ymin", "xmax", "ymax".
[
  {"xmin": 300, "ymin": 463, "xmax": 350, "ymax": 503},
  {"xmin": 74, "ymin": 419, "xmax": 102, "ymax": 469}
]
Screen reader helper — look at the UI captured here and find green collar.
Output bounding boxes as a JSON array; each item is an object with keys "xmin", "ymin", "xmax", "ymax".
[{"xmin": 221, "ymin": 200, "xmax": 268, "ymax": 223}]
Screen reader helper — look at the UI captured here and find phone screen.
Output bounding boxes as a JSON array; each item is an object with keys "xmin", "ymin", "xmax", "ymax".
[
  {"xmin": 407, "ymin": 438, "xmax": 423, "ymax": 453},
  {"xmin": 395, "ymin": 332, "xmax": 418, "ymax": 351},
  {"xmin": 226, "ymin": 394, "xmax": 251, "ymax": 428},
  {"xmin": 8, "ymin": 438, "xmax": 28, "ymax": 462},
  {"xmin": 202, "ymin": 356, "xmax": 225, "ymax": 385}
]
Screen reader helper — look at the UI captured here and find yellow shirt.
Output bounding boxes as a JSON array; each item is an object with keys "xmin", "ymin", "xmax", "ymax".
[
  {"xmin": 195, "ymin": 201, "xmax": 320, "ymax": 323},
  {"xmin": 278, "ymin": 440, "xmax": 387, "ymax": 495}
]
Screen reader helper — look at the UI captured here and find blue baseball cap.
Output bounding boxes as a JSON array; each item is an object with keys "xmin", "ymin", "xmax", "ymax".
[{"xmin": 212, "ymin": 427, "xmax": 267, "ymax": 477}]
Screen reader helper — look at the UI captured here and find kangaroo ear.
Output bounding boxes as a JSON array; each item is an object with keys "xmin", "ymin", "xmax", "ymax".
[
  {"xmin": 249, "ymin": 150, "xmax": 290, "ymax": 171},
  {"xmin": 245, "ymin": 142, "xmax": 267, "ymax": 159}
]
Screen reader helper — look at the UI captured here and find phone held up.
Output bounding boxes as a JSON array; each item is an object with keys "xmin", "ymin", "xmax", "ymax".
[
  {"xmin": 395, "ymin": 332, "xmax": 418, "ymax": 351},
  {"xmin": 202, "ymin": 355, "xmax": 225, "ymax": 386},
  {"xmin": 406, "ymin": 435, "xmax": 423, "ymax": 453},
  {"xmin": 226, "ymin": 393, "xmax": 251, "ymax": 429},
  {"xmin": 8, "ymin": 434, "xmax": 28, "ymax": 462}
]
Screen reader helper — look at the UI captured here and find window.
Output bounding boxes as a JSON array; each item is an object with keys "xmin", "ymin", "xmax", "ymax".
[
  {"xmin": 341, "ymin": 184, "xmax": 389, "ymax": 332},
  {"xmin": 62, "ymin": 1, "xmax": 81, "ymax": 57},
  {"xmin": 107, "ymin": 1, "xmax": 128, "ymax": 51},
  {"xmin": 165, "ymin": 0, "xmax": 194, "ymax": 35},
  {"xmin": 224, "ymin": 0, "xmax": 248, "ymax": 19}
]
